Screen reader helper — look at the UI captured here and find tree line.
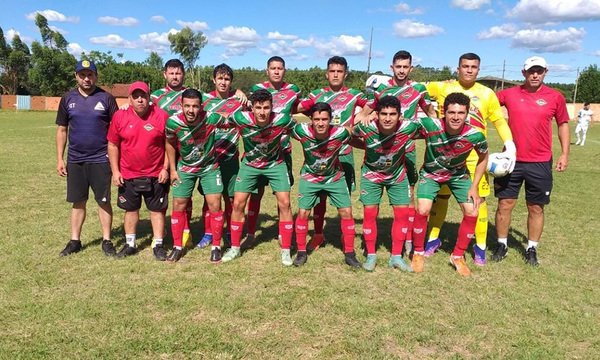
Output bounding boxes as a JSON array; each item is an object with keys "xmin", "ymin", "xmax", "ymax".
[{"xmin": 1, "ymin": 14, "xmax": 598, "ymax": 103}]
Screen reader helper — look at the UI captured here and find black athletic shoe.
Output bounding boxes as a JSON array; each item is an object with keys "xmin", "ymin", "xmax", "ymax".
[
  {"xmin": 116, "ymin": 244, "xmax": 137, "ymax": 258},
  {"xmin": 525, "ymin": 247, "xmax": 539, "ymax": 267},
  {"xmin": 210, "ymin": 248, "xmax": 222, "ymax": 264},
  {"xmin": 153, "ymin": 244, "xmax": 167, "ymax": 261},
  {"xmin": 491, "ymin": 243, "xmax": 508, "ymax": 262},
  {"xmin": 344, "ymin": 252, "xmax": 362, "ymax": 268},
  {"xmin": 166, "ymin": 248, "xmax": 184, "ymax": 264},
  {"xmin": 293, "ymin": 251, "xmax": 307, "ymax": 266},
  {"xmin": 60, "ymin": 240, "xmax": 82, "ymax": 257},
  {"xmin": 101, "ymin": 239, "xmax": 116, "ymax": 257}
]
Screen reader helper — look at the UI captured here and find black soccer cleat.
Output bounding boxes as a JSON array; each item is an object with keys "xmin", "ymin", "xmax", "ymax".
[
  {"xmin": 491, "ymin": 243, "xmax": 508, "ymax": 262},
  {"xmin": 116, "ymin": 244, "xmax": 137, "ymax": 259},
  {"xmin": 525, "ymin": 247, "xmax": 539, "ymax": 267},
  {"xmin": 60, "ymin": 240, "xmax": 82, "ymax": 257},
  {"xmin": 101, "ymin": 239, "xmax": 116, "ymax": 257},
  {"xmin": 344, "ymin": 252, "xmax": 362, "ymax": 268},
  {"xmin": 210, "ymin": 248, "xmax": 222, "ymax": 264},
  {"xmin": 153, "ymin": 244, "xmax": 167, "ymax": 261},
  {"xmin": 293, "ymin": 251, "xmax": 308, "ymax": 267},
  {"xmin": 166, "ymin": 248, "xmax": 184, "ymax": 264}
]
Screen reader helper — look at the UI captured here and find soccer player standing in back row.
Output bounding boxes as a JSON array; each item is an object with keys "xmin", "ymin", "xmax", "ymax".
[
  {"xmin": 241, "ymin": 56, "xmax": 301, "ymax": 250},
  {"xmin": 424, "ymin": 53, "xmax": 515, "ymax": 266}
]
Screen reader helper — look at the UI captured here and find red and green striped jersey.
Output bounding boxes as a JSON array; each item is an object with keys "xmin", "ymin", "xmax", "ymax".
[
  {"xmin": 228, "ymin": 110, "xmax": 295, "ymax": 169},
  {"xmin": 151, "ymin": 86, "xmax": 185, "ymax": 116},
  {"xmin": 352, "ymin": 120, "xmax": 420, "ymax": 184},
  {"xmin": 165, "ymin": 112, "xmax": 225, "ymax": 175},
  {"xmin": 417, "ymin": 117, "xmax": 488, "ymax": 182},
  {"xmin": 202, "ymin": 90, "xmax": 243, "ymax": 162},
  {"xmin": 292, "ymin": 123, "xmax": 350, "ymax": 184},
  {"xmin": 301, "ymin": 87, "xmax": 368, "ymax": 156}
]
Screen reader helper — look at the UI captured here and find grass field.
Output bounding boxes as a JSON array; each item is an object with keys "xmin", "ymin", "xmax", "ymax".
[{"xmin": 1, "ymin": 109, "xmax": 599, "ymax": 359}]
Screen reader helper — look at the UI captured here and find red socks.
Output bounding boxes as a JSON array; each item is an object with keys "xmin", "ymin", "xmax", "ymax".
[
  {"xmin": 362, "ymin": 207, "xmax": 379, "ymax": 254},
  {"xmin": 230, "ymin": 220, "xmax": 245, "ymax": 248},
  {"xmin": 295, "ymin": 217, "xmax": 309, "ymax": 251},
  {"xmin": 184, "ymin": 199, "xmax": 193, "ymax": 232},
  {"xmin": 391, "ymin": 207, "xmax": 410, "ymax": 256},
  {"xmin": 313, "ymin": 199, "xmax": 326, "ymax": 234},
  {"xmin": 210, "ymin": 211, "xmax": 224, "ymax": 247},
  {"xmin": 170, "ymin": 210, "xmax": 186, "ymax": 248},
  {"xmin": 406, "ymin": 207, "xmax": 416, "ymax": 242},
  {"xmin": 453, "ymin": 215, "xmax": 477, "ymax": 257},
  {"xmin": 412, "ymin": 213, "xmax": 429, "ymax": 252},
  {"xmin": 246, "ymin": 197, "xmax": 261, "ymax": 235},
  {"xmin": 279, "ymin": 221, "xmax": 294, "ymax": 250},
  {"xmin": 341, "ymin": 218, "xmax": 356, "ymax": 253},
  {"xmin": 202, "ymin": 202, "xmax": 212, "ymax": 235}
]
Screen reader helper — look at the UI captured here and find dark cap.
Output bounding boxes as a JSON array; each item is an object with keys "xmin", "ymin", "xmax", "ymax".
[{"xmin": 75, "ymin": 60, "xmax": 97, "ymax": 73}]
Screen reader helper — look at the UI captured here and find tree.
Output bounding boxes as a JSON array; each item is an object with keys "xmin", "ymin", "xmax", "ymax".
[
  {"xmin": 28, "ymin": 14, "xmax": 76, "ymax": 95},
  {"xmin": 0, "ymin": 26, "xmax": 31, "ymax": 94},
  {"xmin": 145, "ymin": 52, "xmax": 164, "ymax": 71},
  {"xmin": 168, "ymin": 27, "xmax": 207, "ymax": 87},
  {"xmin": 575, "ymin": 64, "xmax": 600, "ymax": 103}
]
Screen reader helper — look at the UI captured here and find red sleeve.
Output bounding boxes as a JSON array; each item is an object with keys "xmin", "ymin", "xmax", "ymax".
[
  {"xmin": 107, "ymin": 111, "xmax": 122, "ymax": 145},
  {"xmin": 300, "ymin": 98, "xmax": 314, "ymax": 110},
  {"xmin": 554, "ymin": 93, "xmax": 570, "ymax": 125},
  {"xmin": 496, "ymin": 89, "xmax": 507, "ymax": 107}
]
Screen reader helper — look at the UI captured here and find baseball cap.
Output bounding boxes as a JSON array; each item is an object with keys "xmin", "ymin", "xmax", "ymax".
[
  {"xmin": 75, "ymin": 60, "xmax": 97, "ymax": 73},
  {"xmin": 128, "ymin": 81, "xmax": 150, "ymax": 95},
  {"xmin": 523, "ymin": 56, "xmax": 547, "ymax": 71}
]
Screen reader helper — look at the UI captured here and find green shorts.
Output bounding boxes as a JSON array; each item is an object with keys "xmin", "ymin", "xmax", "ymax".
[
  {"xmin": 235, "ymin": 162, "xmax": 291, "ymax": 193},
  {"xmin": 172, "ymin": 168, "xmax": 223, "ymax": 198},
  {"xmin": 417, "ymin": 173, "xmax": 473, "ymax": 204},
  {"xmin": 360, "ymin": 176, "xmax": 410, "ymax": 206},
  {"xmin": 257, "ymin": 151, "xmax": 294, "ymax": 190},
  {"xmin": 340, "ymin": 153, "xmax": 356, "ymax": 193},
  {"xmin": 199, "ymin": 158, "xmax": 239, "ymax": 197},
  {"xmin": 405, "ymin": 148, "xmax": 418, "ymax": 186},
  {"xmin": 298, "ymin": 177, "xmax": 351, "ymax": 209}
]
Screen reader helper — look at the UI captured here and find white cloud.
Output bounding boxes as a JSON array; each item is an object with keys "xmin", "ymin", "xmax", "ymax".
[
  {"xmin": 511, "ymin": 27, "xmax": 586, "ymax": 52},
  {"xmin": 292, "ymin": 37, "xmax": 315, "ymax": 48},
  {"xmin": 89, "ymin": 29, "xmax": 178, "ymax": 54},
  {"xmin": 67, "ymin": 43, "xmax": 87, "ymax": 57},
  {"xmin": 89, "ymin": 34, "xmax": 137, "ymax": 49},
  {"xmin": 372, "ymin": 51, "xmax": 386, "ymax": 59},
  {"xmin": 211, "ymin": 26, "xmax": 261, "ymax": 57},
  {"xmin": 4, "ymin": 29, "xmax": 33, "ymax": 44},
  {"xmin": 25, "ymin": 10, "xmax": 79, "ymax": 23},
  {"xmin": 451, "ymin": 0, "xmax": 491, "ymax": 10},
  {"xmin": 393, "ymin": 20, "xmax": 444, "ymax": 38},
  {"xmin": 259, "ymin": 40, "xmax": 298, "ymax": 56},
  {"xmin": 508, "ymin": 0, "xmax": 600, "ymax": 24},
  {"xmin": 267, "ymin": 31, "xmax": 298, "ymax": 40},
  {"xmin": 395, "ymin": 2, "xmax": 426, "ymax": 14},
  {"xmin": 593, "ymin": 50, "xmax": 600, "ymax": 57},
  {"xmin": 98, "ymin": 16, "xmax": 139, "ymax": 26},
  {"xmin": 477, "ymin": 24, "xmax": 518, "ymax": 39},
  {"xmin": 314, "ymin": 35, "xmax": 368, "ymax": 57},
  {"xmin": 49, "ymin": 25, "xmax": 68, "ymax": 35},
  {"xmin": 175, "ymin": 20, "xmax": 210, "ymax": 31},
  {"xmin": 150, "ymin": 15, "xmax": 167, "ymax": 23}
]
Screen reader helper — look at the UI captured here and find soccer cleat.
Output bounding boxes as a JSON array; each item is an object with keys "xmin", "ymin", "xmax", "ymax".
[
  {"xmin": 473, "ymin": 245, "xmax": 487, "ymax": 266},
  {"xmin": 389, "ymin": 255, "xmax": 414, "ymax": 273},
  {"xmin": 450, "ymin": 255, "xmax": 471, "ymax": 276},
  {"xmin": 196, "ymin": 234, "xmax": 212, "ymax": 249},
  {"xmin": 293, "ymin": 251, "xmax": 307, "ymax": 266},
  {"xmin": 101, "ymin": 239, "xmax": 116, "ymax": 257},
  {"xmin": 344, "ymin": 252, "xmax": 362, "ymax": 268},
  {"xmin": 411, "ymin": 253, "xmax": 424, "ymax": 273},
  {"xmin": 165, "ymin": 248, "xmax": 184, "ymax": 264},
  {"xmin": 491, "ymin": 243, "xmax": 508, "ymax": 262},
  {"xmin": 182, "ymin": 231, "xmax": 193, "ymax": 249},
  {"xmin": 210, "ymin": 248, "xmax": 222, "ymax": 264},
  {"xmin": 575, "ymin": 140, "xmax": 581, "ymax": 145},
  {"xmin": 116, "ymin": 244, "xmax": 137, "ymax": 258},
  {"xmin": 153, "ymin": 244, "xmax": 167, "ymax": 261},
  {"xmin": 60, "ymin": 240, "xmax": 82, "ymax": 257},
  {"xmin": 240, "ymin": 234, "xmax": 255, "ymax": 250},
  {"xmin": 525, "ymin": 247, "xmax": 540, "ymax": 266},
  {"xmin": 222, "ymin": 247, "xmax": 241, "ymax": 263},
  {"xmin": 404, "ymin": 241, "xmax": 413, "ymax": 258},
  {"xmin": 424, "ymin": 238, "xmax": 441, "ymax": 257},
  {"xmin": 363, "ymin": 254, "xmax": 377, "ymax": 272},
  {"xmin": 308, "ymin": 233, "xmax": 325, "ymax": 251},
  {"xmin": 281, "ymin": 249, "xmax": 293, "ymax": 266}
]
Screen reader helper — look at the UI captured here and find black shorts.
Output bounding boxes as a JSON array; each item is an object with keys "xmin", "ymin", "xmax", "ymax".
[
  {"xmin": 117, "ymin": 177, "xmax": 169, "ymax": 211},
  {"xmin": 494, "ymin": 160, "xmax": 553, "ymax": 205},
  {"xmin": 66, "ymin": 162, "xmax": 111, "ymax": 205}
]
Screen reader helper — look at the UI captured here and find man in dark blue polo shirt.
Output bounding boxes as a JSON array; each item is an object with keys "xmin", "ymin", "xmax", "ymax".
[{"xmin": 56, "ymin": 60, "xmax": 119, "ymax": 257}]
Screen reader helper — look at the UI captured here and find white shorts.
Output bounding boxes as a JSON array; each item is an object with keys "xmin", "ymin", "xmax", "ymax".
[{"xmin": 575, "ymin": 123, "xmax": 589, "ymax": 133}]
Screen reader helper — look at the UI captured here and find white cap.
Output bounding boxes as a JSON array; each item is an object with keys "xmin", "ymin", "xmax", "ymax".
[{"xmin": 523, "ymin": 56, "xmax": 547, "ymax": 71}]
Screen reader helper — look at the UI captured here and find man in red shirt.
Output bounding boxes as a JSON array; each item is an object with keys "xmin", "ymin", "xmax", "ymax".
[
  {"xmin": 492, "ymin": 56, "xmax": 570, "ymax": 266},
  {"xmin": 107, "ymin": 81, "xmax": 170, "ymax": 260}
]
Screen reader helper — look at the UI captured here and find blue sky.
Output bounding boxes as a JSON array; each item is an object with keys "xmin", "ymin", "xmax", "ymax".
[{"xmin": 2, "ymin": 0, "xmax": 600, "ymax": 84}]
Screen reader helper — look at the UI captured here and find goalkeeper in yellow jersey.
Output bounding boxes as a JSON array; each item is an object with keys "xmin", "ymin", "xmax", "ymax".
[{"xmin": 424, "ymin": 53, "xmax": 515, "ymax": 266}]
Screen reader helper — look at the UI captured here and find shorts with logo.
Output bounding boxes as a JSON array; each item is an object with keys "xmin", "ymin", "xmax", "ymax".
[
  {"xmin": 235, "ymin": 162, "xmax": 291, "ymax": 193},
  {"xmin": 437, "ymin": 156, "xmax": 490, "ymax": 198},
  {"xmin": 417, "ymin": 173, "xmax": 473, "ymax": 204},
  {"xmin": 198, "ymin": 158, "xmax": 239, "ymax": 198},
  {"xmin": 66, "ymin": 162, "xmax": 111, "ymax": 205},
  {"xmin": 298, "ymin": 177, "xmax": 351, "ymax": 209},
  {"xmin": 257, "ymin": 151, "xmax": 294, "ymax": 191},
  {"xmin": 360, "ymin": 176, "xmax": 410, "ymax": 206},
  {"xmin": 340, "ymin": 153, "xmax": 356, "ymax": 193},
  {"xmin": 405, "ymin": 148, "xmax": 418, "ymax": 187},
  {"xmin": 118, "ymin": 177, "xmax": 169, "ymax": 211},
  {"xmin": 494, "ymin": 160, "xmax": 553, "ymax": 205},
  {"xmin": 172, "ymin": 168, "xmax": 223, "ymax": 198}
]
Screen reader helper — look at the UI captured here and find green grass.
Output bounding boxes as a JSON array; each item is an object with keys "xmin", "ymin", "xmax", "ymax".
[{"xmin": 1, "ymin": 109, "xmax": 599, "ymax": 359}]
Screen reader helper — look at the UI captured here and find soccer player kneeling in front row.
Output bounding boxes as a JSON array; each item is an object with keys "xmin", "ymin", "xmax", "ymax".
[
  {"xmin": 411, "ymin": 93, "xmax": 488, "ymax": 276},
  {"xmin": 292, "ymin": 102, "xmax": 362, "ymax": 268},
  {"xmin": 353, "ymin": 96, "xmax": 420, "ymax": 272}
]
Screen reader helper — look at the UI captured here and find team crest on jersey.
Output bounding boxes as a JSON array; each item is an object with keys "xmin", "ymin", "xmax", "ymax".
[
  {"xmin": 402, "ymin": 93, "xmax": 411, "ymax": 99},
  {"xmin": 536, "ymin": 99, "xmax": 547, "ymax": 106},
  {"xmin": 94, "ymin": 102, "xmax": 105, "ymax": 111},
  {"xmin": 144, "ymin": 124, "xmax": 154, "ymax": 131},
  {"xmin": 278, "ymin": 94, "xmax": 287, "ymax": 100}
]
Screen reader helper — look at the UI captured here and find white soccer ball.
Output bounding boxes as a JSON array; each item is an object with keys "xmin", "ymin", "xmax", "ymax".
[{"xmin": 487, "ymin": 153, "xmax": 512, "ymax": 178}]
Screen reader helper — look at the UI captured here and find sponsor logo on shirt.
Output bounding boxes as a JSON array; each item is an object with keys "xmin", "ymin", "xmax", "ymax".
[
  {"xmin": 536, "ymin": 99, "xmax": 547, "ymax": 106},
  {"xmin": 144, "ymin": 124, "xmax": 154, "ymax": 131},
  {"xmin": 94, "ymin": 102, "xmax": 105, "ymax": 111}
]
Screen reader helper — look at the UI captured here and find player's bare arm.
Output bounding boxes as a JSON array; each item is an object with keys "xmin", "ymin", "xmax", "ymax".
[
  {"xmin": 107, "ymin": 141, "xmax": 124, "ymax": 186},
  {"xmin": 556, "ymin": 122, "xmax": 570, "ymax": 172},
  {"xmin": 56, "ymin": 125, "xmax": 68, "ymax": 177},
  {"xmin": 165, "ymin": 138, "xmax": 181, "ymax": 184}
]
